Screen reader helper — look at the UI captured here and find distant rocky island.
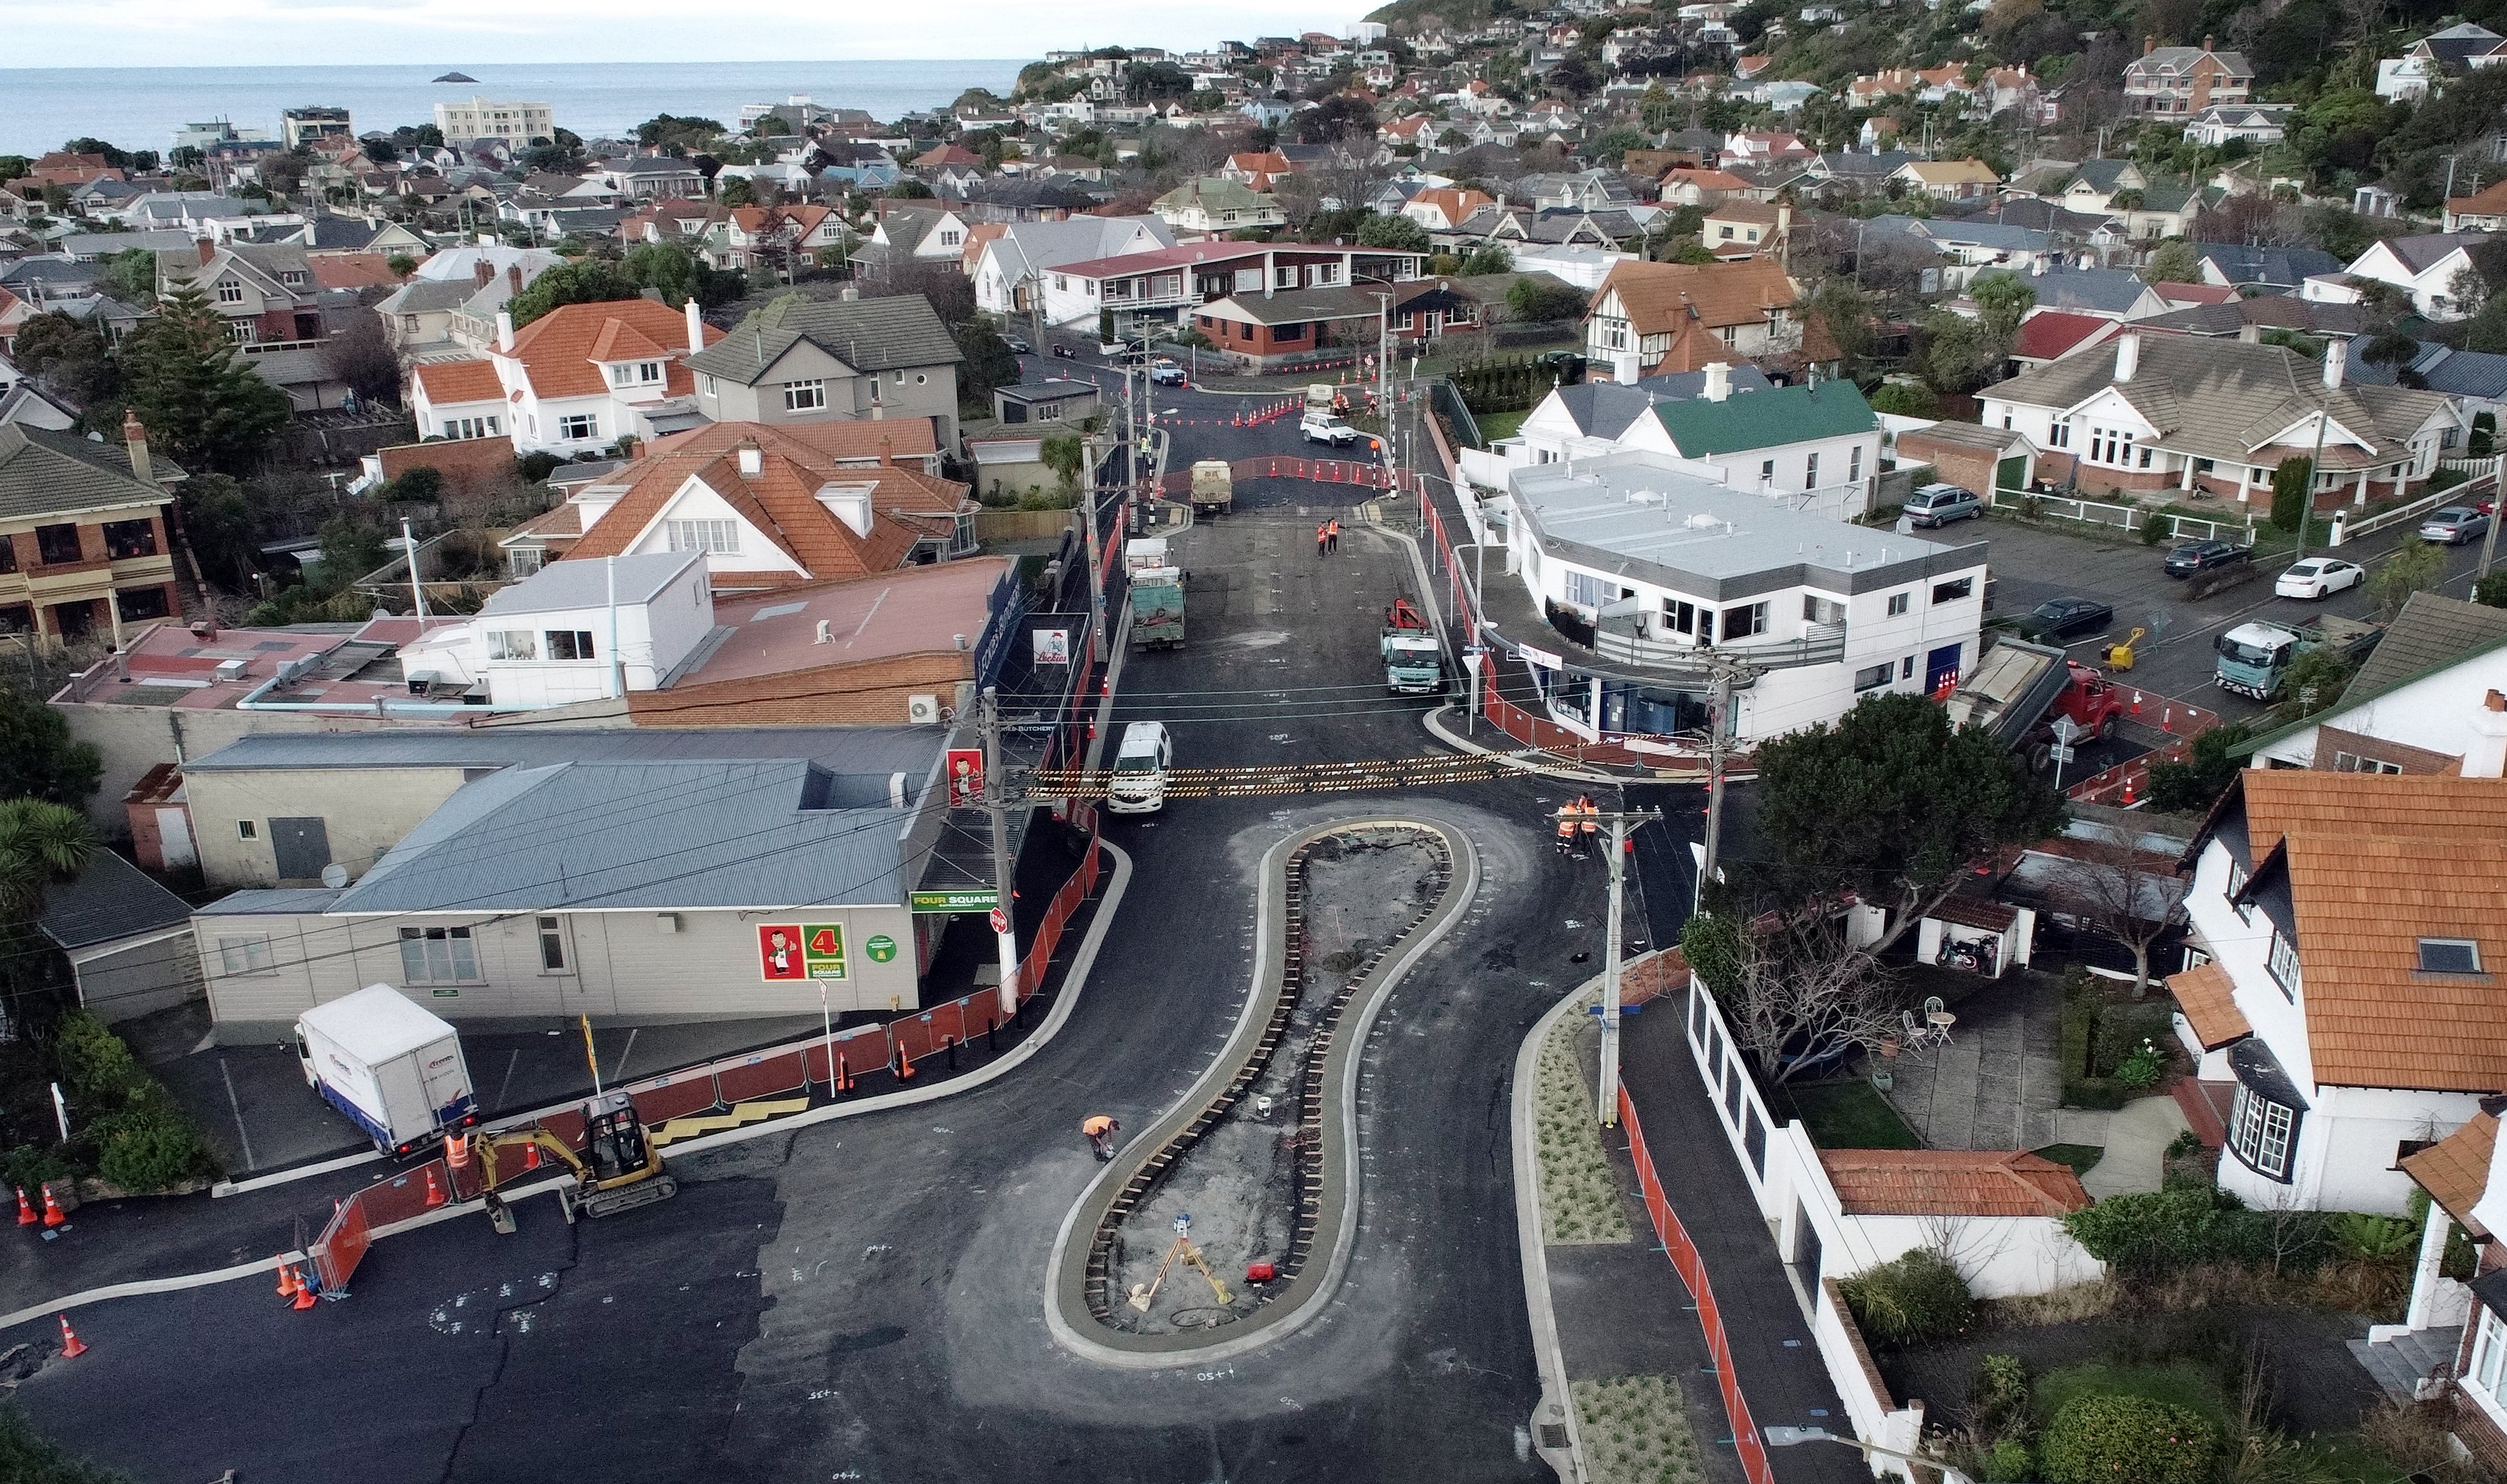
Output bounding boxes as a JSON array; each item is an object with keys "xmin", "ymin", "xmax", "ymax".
[{"xmin": 432, "ymin": 71, "xmax": 477, "ymax": 83}]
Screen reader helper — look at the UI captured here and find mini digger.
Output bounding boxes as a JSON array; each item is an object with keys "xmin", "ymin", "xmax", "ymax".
[{"xmin": 474, "ymin": 1091, "xmax": 678, "ymax": 1234}]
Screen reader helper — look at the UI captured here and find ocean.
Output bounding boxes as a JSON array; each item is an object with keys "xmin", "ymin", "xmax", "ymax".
[{"xmin": 0, "ymin": 61, "xmax": 1027, "ymax": 157}]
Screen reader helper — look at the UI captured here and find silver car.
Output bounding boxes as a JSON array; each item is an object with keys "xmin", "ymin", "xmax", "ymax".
[{"xmin": 1904, "ymin": 483, "xmax": 1983, "ymax": 528}]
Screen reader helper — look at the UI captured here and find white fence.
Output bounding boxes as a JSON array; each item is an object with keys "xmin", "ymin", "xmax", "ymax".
[
  {"xmin": 1985, "ymin": 487, "xmax": 2259, "ymax": 544},
  {"xmin": 2329, "ymin": 460, "xmax": 2496, "ymax": 545}
]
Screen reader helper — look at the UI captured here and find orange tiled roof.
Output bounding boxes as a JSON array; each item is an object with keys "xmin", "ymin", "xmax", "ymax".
[
  {"xmin": 2401, "ymin": 1111, "xmax": 2496, "ymax": 1237},
  {"xmin": 503, "ymin": 298, "xmax": 718, "ymax": 401},
  {"xmin": 643, "ymin": 419, "xmax": 938, "ymax": 464},
  {"xmin": 308, "ymin": 252, "xmax": 404, "ymax": 291},
  {"xmin": 562, "ymin": 421, "xmax": 965, "ymax": 584},
  {"xmin": 412, "ymin": 359, "xmax": 504, "ymax": 405},
  {"xmin": 2242, "ymin": 769, "xmax": 2507, "ymax": 857},
  {"xmin": 2167, "ymin": 962, "xmax": 2249, "ymax": 1049},
  {"xmin": 1818, "ymin": 1150, "xmax": 2091, "ymax": 1216}
]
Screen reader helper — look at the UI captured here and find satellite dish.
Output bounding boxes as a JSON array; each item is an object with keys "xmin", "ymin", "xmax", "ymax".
[{"xmin": 320, "ymin": 863, "xmax": 350, "ymax": 889}]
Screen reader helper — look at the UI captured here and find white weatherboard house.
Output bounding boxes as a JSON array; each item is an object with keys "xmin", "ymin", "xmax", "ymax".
[
  {"xmin": 2243, "ymin": 593, "xmax": 2507, "ymax": 773},
  {"xmin": 1494, "ymin": 450, "xmax": 1989, "ymax": 741},
  {"xmin": 2171, "ymin": 762, "xmax": 2507, "ymax": 1216}
]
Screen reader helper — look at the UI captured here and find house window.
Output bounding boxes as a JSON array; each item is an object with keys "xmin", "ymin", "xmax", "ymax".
[
  {"xmin": 1722, "ymin": 601, "xmax": 1767, "ymax": 639},
  {"xmin": 399, "ymin": 925, "xmax": 482, "ymax": 984},
  {"xmin": 785, "ymin": 379, "xmax": 826, "ymax": 411},
  {"xmin": 1805, "ymin": 451, "xmax": 1820, "ymax": 488},
  {"xmin": 1664, "ymin": 598, "xmax": 1698, "ymax": 635},
  {"xmin": 1803, "ymin": 596, "xmax": 1845, "ymax": 625},
  {"xmin": 1760, "ymin": 458, "xmax": 1776, "ymax": 482},
  {"xmin": 544, "ymin": 630, "xmax": 596, "ymax": 660},
  {"xmin": 1887, "ymin": 591, "xmax": 1911, "ymax": 617},
  {"xmin": 444, "ymin": 416, "xmax": 498, "ymax": 440},
  {"xmin": 116, "ymin": 586, "xmax": 170, "ymax": 621},
  {"xmin": 101, "ymin": 519, "xmax": 157, "ymax": 559},
  {"xmin": 1854, "ymin": 662, "xmax": 1893, "ymax": 690},
  {"xmin": 2225, "ymin": 856, "xmax": 2248, "ymax": 901},
  {"xmin": 35, "ymin": 524, "xmax": 83, "ymax": 565},
  {"xmin": 1902, "ymin": 655, "xmax": 1916, "ymax": 680},
  {"xmin": 1849, "ymin": 446, "xmax": 1863, "ymax": 482},
  {"xmin": 2473, "ymin": 1309, "xmax": 2507, "ymax": 1396},
  {"xmin": 216, "ymin": 935, "xmax": 275, "ymax": 976},
  {"xmin": 638, "ymin": 361, "xmax": 660, "ymax": 383},
  {"xmin": 216, "ymin": 280, "xmax": 243, "ymax": 304},
  {"xmin": 487, "ymin": 630, "xmax": 538, "ymax": 660},
  {"xmin": 699, "ymin": 374, "xmax": 717, "ymax": 397},
  {"xmin": 1563, "ymin": 570, "xmax": 1615, "ymax": 609},
  {"xmin": 1931, "ymin": 577, "xmax": 1974, "ymax": 604},
  {"xmin": 537, "ymin": 915, "xmax": 569, "ymax": 972},
  {"xmin": 667, "ymin": 519, "xmax": 740, "ymax": 554},
  {"xmin": 2050, "ymin": 422, "xmax": 2071, "ymax": 449},
  {"xmin": 609, "ymin": 364, "xmax": 635, "ymax": 388},
  {"xmin": 2332, "ymin": 751, "xmax": 2402, "ymax": 774},
  {"xmin": 225, "ymin": 322, "xmax": 257, "ymax": 343},
  {"xmin": 509, "ymin": 548, "xmax": 544, "ymax": 578},
  {"xmin": 557, "ymin": 414, "xmax": 599, "ymax": 441},
  {"xmin": 2265, "ymin": 928, "xmax": 2302, "ymax": 998},
  {"xmin": 2227, "ymin": 1080, "xmax": 2297, "ymax": 1182},
  {"xmin": 2418, "ymin": 938, "xmax": 2483, "ymax": 974}
]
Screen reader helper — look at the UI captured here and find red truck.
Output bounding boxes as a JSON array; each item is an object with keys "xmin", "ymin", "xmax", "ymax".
[{"xmin": 1946, "ymin": 639, "xmax": 2128, "ymax": 775}]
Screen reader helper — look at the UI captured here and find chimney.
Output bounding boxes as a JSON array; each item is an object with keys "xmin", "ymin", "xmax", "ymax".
[
  {"xmin": 2238, "ymin": 322, "xmax": 2261, "ymax": 343},
  {"xmin": 2113, "ymin": 333, "xmax": 2140, "ymax": 383},
  {"xmin": 838, "ymin": 283, "xmax": 859, "ymax": 301},
  {"xmin": 685, "ymin": 298, "xmax": 704, "ymax": 354},
  {"xmin": 473, "ymin": 259, "xmax": 494, "ymax": 288},
  {"xmin": 195, "ymin": 236, "xmax": 216, "ymax": 266},
  {"xmin": 1704, "ymin": 360, "xmax": 1731, "ymax": 402},
  {"xmin": 496, "ymin": 310, "xmax": 515, "ymax": 352},
  {"xmin": 2322, "ymin": 338, "xmax": 2344, "ymax": 390},
  {"xmin": 2144, "ymin": 34, "xmax": 2156, "ymax": 53},
  {"xmin": 736, "ymin": 441, "xmax": 763, "ymax": 476},
  {"xmin": 2466, "ymin": 690, "xmax": 2507, "ymax": 779},
  {"xmin": 878, "ymin": 435, "xmax": 894, "ymax": 467},
  {"xmin": 122, "ymin": 410, "xmax": 153, "ymax": 485},
  {"xmin": 2201, "ymin": 33, "xmax": 2214, "ymax": 51},
  {"xmin": 508, "ymin": 263, "xmax": 523, "ymax": 295}
]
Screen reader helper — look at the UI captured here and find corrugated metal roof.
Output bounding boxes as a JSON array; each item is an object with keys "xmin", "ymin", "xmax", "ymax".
[
  {"xmin": 183, "ymin": 725, "xmax": 942, "ymax": 778},
  {"xmin": 477, "ymin": 550, "xmax": 702, "ymax": 617},
  {"xmin": 1650, "ymin": 378, "xmax": 1878, "ymax": 458},
  {"xmin": 331, "ymin": 759, "xmax": 909, "ymax": 912}
]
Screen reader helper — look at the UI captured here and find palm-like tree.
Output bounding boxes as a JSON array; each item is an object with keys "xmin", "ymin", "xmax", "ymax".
[{"xmin": 0, "ymin": 798, "xmax": 96, "ymax": 921}]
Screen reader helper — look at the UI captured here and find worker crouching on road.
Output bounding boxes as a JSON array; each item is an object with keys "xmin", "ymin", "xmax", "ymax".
[{"xmin": 1084, "ymin": 1115, "xmax": 1120, "ymax": 1161}]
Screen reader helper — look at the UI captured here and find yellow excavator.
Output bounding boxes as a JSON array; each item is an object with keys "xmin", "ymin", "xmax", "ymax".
[{"xmin": 475, "ymin": 1091, "xmax": 678, "ymax": 1234}]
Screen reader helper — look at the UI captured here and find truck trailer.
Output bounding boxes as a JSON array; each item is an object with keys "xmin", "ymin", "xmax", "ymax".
[{"xmin": 295, "ymin": 985, "xmax": 479, "ymax": 1156}]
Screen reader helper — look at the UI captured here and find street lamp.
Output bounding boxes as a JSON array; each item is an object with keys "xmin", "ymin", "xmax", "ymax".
[{"xmin": 1763, "ymin": 1426, "xmax": 1980, "ymax": 1484}]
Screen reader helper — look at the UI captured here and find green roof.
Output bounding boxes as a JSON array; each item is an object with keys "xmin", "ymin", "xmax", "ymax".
[{"xmin": 1651, "ymin": 377, "xmax": 1878, "ymax": 457}]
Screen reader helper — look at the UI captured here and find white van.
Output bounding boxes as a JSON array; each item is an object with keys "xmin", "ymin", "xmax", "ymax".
[{"xmin": 1107, "ymin": 721, "xmax": 1172, "ymax": 814}]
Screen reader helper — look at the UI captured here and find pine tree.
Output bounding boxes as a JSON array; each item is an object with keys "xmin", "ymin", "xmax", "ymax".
[{"xmin": 115, "ymin": 284, "xmax": 290, "ymax": 473}]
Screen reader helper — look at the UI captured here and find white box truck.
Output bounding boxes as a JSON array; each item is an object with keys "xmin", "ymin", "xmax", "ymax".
[{"xmin": 295, "ymin": 985, "xmax": 480, "ymax": 1156}]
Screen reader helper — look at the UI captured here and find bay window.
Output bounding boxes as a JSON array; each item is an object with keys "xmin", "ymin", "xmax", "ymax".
[{"xmin": 2227, "ymin": 1080, "xmax": 2298, "ymax": 1182}]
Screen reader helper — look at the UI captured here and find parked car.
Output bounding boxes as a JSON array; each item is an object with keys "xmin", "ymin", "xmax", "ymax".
[
  {"xmin": 1903, "ymin": 483, "xmax": 1983, "ymax": 528},
  {"xmin": 1301, "ymin": 414, "xmax": 1361, "ymax": 447},
  {"xmin": 2165, "ymin": 540, "xmax": 2252, "ymax": 577},
  {"xmin": 2014, "ymin": 597, "xmax": 2114, "ymax": 643},
  {"xmin": 2420, "ymin": 506, "xmax": 2492, "ymax": 545},
  {"xmin": 1001, "ymin": 336, "xmax": 1031, "ymax": 355},
  {"xmin": 1149, "ymin": 360, "xmax": 1187, "ymax": 386},
  {"xmin": 2274, "ymin": 557, "xmax": 2366, "ymax": 600}
]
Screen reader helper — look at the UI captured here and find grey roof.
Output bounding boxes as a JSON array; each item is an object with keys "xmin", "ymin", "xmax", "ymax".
[
  {"xmin": 2383, "ymin": 233, "xmax": 2483, "ymax": 273},
  {"xmin": 2142, "ymin": 296, "xmax": 2372, "ymax": 339},
  {"xmin": 194, "ymin": 888, "xmax": 346, "ymax": 917},
  {"xmin": 0, "ymin": 424, "xmax": 174, "ymax": 521},
  {"xmin": 327, "ymin": 759, "xmax": 913, "ymax": 911},
  {"xmin": 980, "ymin": 216, "xmax": 1175, "ymax": 284},
  {"xmin": 40, "ymin": 850, "xmax": 197, "ymax": 951},
  {"xmin": 1972, "ymin": 264, "xmax": 2149, "ymax": 315},
  {"xmin": 1507, "ymin": 450, "xmax": 1982, "ymax": 600},
  {"xmin": 2340, "ymin": 592, "xmax": 2507, "ymax": 708},
  {"xmin": 1814, "ymin": 150, "xmax": 1912, "ymax": 179},
  {"xmin": 2343, "ymin": 338, "xmax": 2507, "ymax": 398},
  {"xmin": 686, "ymin": 293, "xmax": 963, "ymax": 386},
  {"xmin": 185, "ymin": 725, "xmax": 943, "ymax": 779},
  {"xmin": 375, "ymin": 276, "xmax": 479, "ymax": 314},
  {"xmin": 2070, "ymin": 159, "xmax": 2136, "ymax": 193},
  {"xmin": 2196, "ymin": 243, "xmax": 2340, "ymax": 287},
  {"xmin": 477, "ymin": 550, "xmax": 701, "ymax": 617},
  {"xmin": 1547, "ymin": 367, "xmax": 1776, "ymax": 438},
  {"xmin": 1917, "ymin": 219, "xmax": 2053, "ymax": 252},
  {"xmin": 58, "ymin": 229, "xmax": 193, "ymax": 257}
]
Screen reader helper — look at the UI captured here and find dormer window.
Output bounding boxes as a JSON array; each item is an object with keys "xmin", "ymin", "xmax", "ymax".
[
  {"xmin": 217, "ymin": 279, "xmax": 245, "ymax": 304},
  {"xmin": 2419, "ymin": 939, "xmax": 2482, "ymax": 974}
]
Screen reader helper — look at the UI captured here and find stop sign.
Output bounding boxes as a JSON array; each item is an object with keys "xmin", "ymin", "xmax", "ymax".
[{"xmin": 989, "ymin": 906, "xmax": 1009, "ymax": 935}]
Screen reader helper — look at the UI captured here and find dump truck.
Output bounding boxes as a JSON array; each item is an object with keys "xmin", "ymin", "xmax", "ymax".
[
  {"xmin": 2212, "ymin": 614, "xmax": 2383, "ymax": 702},
  {"xmin": 1189, "ymin": 460, "xmax": 1233, "ymax": 517},
  {"xmin": 1131, "ymin": 565, "xmax": 1185, "ymax": 649},
  {"xmin": 1381, "ymin": 598, "xmax": 1445, "ymax": 694},
  {"xmin": 295, "ymin": 985, "xmax": 480, "ymax": 1157},
  {"xmin": 1947, "ymin": 637, "xmax": 2130, "ymax": 774}
]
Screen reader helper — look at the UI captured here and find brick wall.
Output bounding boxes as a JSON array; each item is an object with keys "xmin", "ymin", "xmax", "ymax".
[
  {"xmin": 2312, "ymin": 724, "xmax": 2459, "ymax": 775},
  {"xmin": 628, "ymin": 651, "xmax": 972, "ymax": 726}
]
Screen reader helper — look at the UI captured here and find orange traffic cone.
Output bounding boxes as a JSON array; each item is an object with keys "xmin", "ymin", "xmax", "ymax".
[
  {"xmin": 40, "ymin": 1184, "xmax": 65, "ymax": 1228},
  {"xmin": 14, "ymin": 1186, "xmax": 33, "ymax": 1226},
  {"xmin": 276, "ymin": 1261, "xmax": 300, "ymax": 1298},
  {"xmin": 422, "ymin": 1165, "xmax": 446, "ymax": 1209},
  {"xmin": 835, "ymin": 1052, "xmax": 854, "ymax": 1093},
  {"xmin": 56, "ymin": 1315, "xmax": 85, "ymax": 1359},
  {"xmin": 893, "ymin": 1046, "xmax": 917, "ymax": 1082},
  {"xmin": 2123, "ymin": 774, "xmax": 2138, "ymax": 806},
  {"xmin": 521, "ymin": 1142, "xmax": 541, "ymax": 1171},
  {"xmin": 291, "ymin": 1270, "xmax": 318, "ymax": 1310}
]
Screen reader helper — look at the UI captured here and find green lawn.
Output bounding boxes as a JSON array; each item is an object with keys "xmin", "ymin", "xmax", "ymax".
[
  {"xmin": 1780, "ymin": 1080, "xmax": 1921, "ymax": 1150},
  {"xmin": 2031, "ymin": 1143, "xmax": 2106, "ymax": 1178},
  {"xmin": 1474, "ymin": 408, "xmax": 1531, "ymax": 446},
  {"xmin": 2034, "ymin": 1360, "xmax": 2232, "ymax": 1431}
]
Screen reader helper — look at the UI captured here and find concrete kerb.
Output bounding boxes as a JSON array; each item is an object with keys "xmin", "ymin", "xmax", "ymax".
[
  {"xmin": 0, "ymin": 843, "xmax": 1136, "ymax": 1337},
  {"xmin": 1515, "ymin": 974, "xmax": 1613, "ymax": 1484},
  {"xmin": 1042, "ymin": 815, "xmax": 1481, "ymax": 1369}
]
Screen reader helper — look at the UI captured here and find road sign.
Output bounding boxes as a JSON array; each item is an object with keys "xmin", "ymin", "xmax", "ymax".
[
  {"xmin": 989, "ymin": 906, "xmax": 1010, "ymax": 935},
  {"xmin": 2050, "ymin": 714, "xmax": 2085, "ymax": 744},
  {"xmin": 2048, "ymin": 743, "xmax": 2076, "ymax": 764},
  {"xmin": 1517, "ymin": 644, "xmax": 1563, "ymax": 670},
  {"xmin": 910, "ymin": 888, "xmax": 998, "ymax": 913}
]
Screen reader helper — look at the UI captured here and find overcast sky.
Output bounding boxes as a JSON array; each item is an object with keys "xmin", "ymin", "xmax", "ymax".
[{"xmin": 0, "ymin": 0, "xmax": 1369, "ymax": 68}]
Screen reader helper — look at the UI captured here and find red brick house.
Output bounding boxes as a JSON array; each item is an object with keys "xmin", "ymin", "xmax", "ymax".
[{"xmin": 0, "ymin": 415, "xmax": 187, "ymax": 646}]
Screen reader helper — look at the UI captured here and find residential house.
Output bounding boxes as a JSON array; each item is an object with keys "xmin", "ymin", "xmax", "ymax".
[
  {"xmin": 1701, "ymin": 200, "xmax": 1787, "ymax": 258},
  {"xmin": 374, "ymin": 248, "xmax": 561, "ymax": 361},
  {"xmin": 2409, "ymin": 21, "xmax": 2507, "ymax": 67},
  {"xmin": 2325, "ymin": 234, "xmax": 2486, "ymax": 321},
  {"xmin": 2123, "ymin": 37, "xmax": 2256, "ymax": 116},
  {"xmin": 1582, "ymin": 257, "xmax": 1814, "ymax": 381},
  {"xmin": 2378, "ymin": 55, "xmax": 2440, "ymax": 101},
  {"xmin": 1892, "ymin": 158, "xmax": 2003, "ymax": 201},
  {"xmin": 1151, "ymin": 177, "xmax": 1286, "ymax": 237},
  {"xmin": 1191, "ymin": 277, "xmax": 1482, "ymax": 368},
  {"xmin": 155, "ymin": 236, "xmax": 324, "ymax": 348},
  {"xmin": 2385, "ymin": 1107, "xmax": 2507, "ymax": 1453},
  {"xmin": 1402, "ymin": 187, "xmax": 1499, "ymax": 232},
  {"xmin": 2446, "ymin": 179, "xmax": 2507, "ymax": 232},
  {"xmin": 2170, "ymin": 766, "xmax": 2507, "ymax": 1215},
  {"xmin": 1977, "ymin": 264, "xmax": 2172, "ymax": 322},
  {"xmin": 2242, "ymin": 594, "xmax": 2507, "ymax": 774},
  {"xmin": 701, "ymin": 204, "xmax": 849, "ymax": 272},
  {"xmin": 411, "ymin": 298, "xmax": 723, "ymax": 458},
  {"xmin": 0, "ymin": 417, "xmax": 187, "ymax": 646},
  {"xmin": 600, "ymin": 158, "xmax": 709, "ymax": 201},
  {"xmin": 2343, "ymin": 337, "xmax": 2507, "ymax": 431},
  {"xmin": 1219, "ymin": 151, "xmax": 1294, "ymax": 190},
  {"xmin": 970, "ymin": 216, "xmax": 1176, "ymax": 322},
  {"xmin": 1038, "ymin": 241, "xmax": 1424, "ymax": 333},
  {"xmin": 2184, "ymin": 103, "xmax": 2293, "ymax": 147},
  {"xmin": 2010, "ymin": 310, "xmax": 2125, "ymax": 369},
  {"xmin": 2197, "ymin": 243, "xmax": 2343, "ymax": 292},
  {"xmin": 1977, "ymin": 332, "xmax": 2460, "ymax": 506},
  {"xmin": 1659, "ymin": 168, "xmax": 1757, "ymax": 207},
  {"xmin": 685, "ymin": 293, "xmax": 964, "ymax": 450},
  {"xmin": 1488, "ymin": 446, "xmax": 1986, "ymax": 741},
  {"xmin": 852, "ymin": 204, "xmax": 975, "ymax": 277},
  {"xmin": 551, "ymin": 420, "xmax": 974, "ymax": 591},
  {"xmin": 1500, "ymin": 364, "xmax": 1778, "ymax": 463}
]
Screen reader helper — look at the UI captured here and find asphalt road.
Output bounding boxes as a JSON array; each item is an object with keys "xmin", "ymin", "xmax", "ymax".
[{"xmin": 10, "ymin": 385, "xmax": 1704, "ymax": 1484}]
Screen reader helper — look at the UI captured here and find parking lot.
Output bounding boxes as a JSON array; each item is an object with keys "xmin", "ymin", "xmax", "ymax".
[{"xmin": 1971, "ymin": 506, "xmax": 2496, "ymax": 723}]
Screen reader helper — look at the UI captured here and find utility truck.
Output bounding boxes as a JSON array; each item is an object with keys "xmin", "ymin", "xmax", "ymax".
[
  {"xmin": 2212, "ymin": 616, "xmax": 2382, "ymax": 702},
  {"xmin": 1381, "ymin": 598, "xmax": 1446, "ymax": 694},
  {"xmin": 295, "ymin": 985, "xmax": 479, "ymax": 1157}
]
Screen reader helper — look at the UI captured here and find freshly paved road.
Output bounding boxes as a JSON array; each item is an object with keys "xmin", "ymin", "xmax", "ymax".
[{"xmin": 9, "ymin": 384, "xmax": 1705, "ymax": 1484}]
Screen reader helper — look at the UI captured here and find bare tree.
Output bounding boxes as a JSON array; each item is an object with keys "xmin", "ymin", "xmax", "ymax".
[
  {"xmin": 2037, "ymin": 827, "xmax": 2189, "ymax": 998},
  {"xmin": 1689, "ymin": 908, "xmax": 1899, "ymax": 1087}
]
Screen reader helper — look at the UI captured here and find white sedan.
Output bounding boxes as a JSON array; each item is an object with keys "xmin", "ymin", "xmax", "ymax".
[{"xmin": 2274, "ymin": 558, "xmax": 2365, "ymax": 600}]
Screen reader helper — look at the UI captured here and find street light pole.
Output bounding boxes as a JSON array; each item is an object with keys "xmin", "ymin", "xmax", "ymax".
[
  {"xmin": 1573, "ymin": 805, "xmax": 1663, "ymax": 1128},
  {"xmin": 980, "ymin": 686, "xmax": 1020, "ymax": 1020}
]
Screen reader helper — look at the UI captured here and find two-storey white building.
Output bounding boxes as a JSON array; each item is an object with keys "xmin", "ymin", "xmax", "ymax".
[
  {"xmin": 409, "ymin": 298, "xmax": 722, "ymax": 458},
  {"xmin": 1492, "ymin": 450, "xmax": 1990, "ymax": 740}
]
